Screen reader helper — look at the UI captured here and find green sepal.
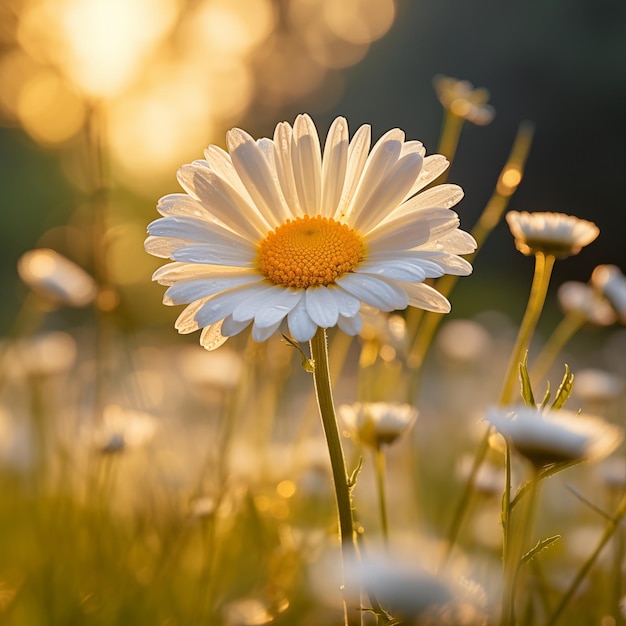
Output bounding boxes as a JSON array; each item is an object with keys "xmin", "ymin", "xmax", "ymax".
[
  {"xmin": 539, "ymin": 382, "xmax": 551, "ymax": 410},
  {"xmin": 282, "ymin": 334, "xmax": 315, "ymax": 373},
  {"xmin": 348, "ymin": 457, "xmax": 364, "ymax": 490},
  {"xmin": 551, "ymin": 364, "xmax": 574, "ymax": 410}
]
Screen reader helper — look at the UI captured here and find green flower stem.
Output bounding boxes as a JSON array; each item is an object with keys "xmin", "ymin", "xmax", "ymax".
[
  {"xmin": 437, "ymin": 110, "xmax": 465, "ymax": 179},
  {"xmin": 530, "ymin": 311, "xmax": 586, "ymax": 386},
  {"xmin": 499, "ymin": 252, "xmax": 556, "ymax": 406},
  {"xmin": 374, "ymin": 448, "xmax": 389, "ymax": 547},
  {"xmin": 547, "ymin": 489, "xmax": 626, "ymax": 625},
  {"xmin": 310, "ymin": 328, "xmax": 361, "ymax": 626}
]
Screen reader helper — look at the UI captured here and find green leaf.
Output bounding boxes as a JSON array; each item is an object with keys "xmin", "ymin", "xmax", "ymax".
[
  {"xmin": 348, "ymin": 457, "xmax": 364, "ymax": 489},
  {"xmin": 282, "ymin": 334, "xmax": 315, "ymax": 372},
  {"xmin": 520, "ymin": 535, "xmax": 561, "ymax": 565},
  {"xmin": 539, "ymin": 381, "xmax": 551, "ymax": 410},
  {"xmin": 519, "ymin": 352, "xmax": 535, "ymax": 406},
  {"xmin": 551, "ymin": 364, "xmax": 574, "ymax": 410}
]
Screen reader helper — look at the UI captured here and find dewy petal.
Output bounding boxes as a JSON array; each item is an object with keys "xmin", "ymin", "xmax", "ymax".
[
  {"xmin": 334, "ymin": 124, "xmax": 371, "ymax": 220},
  {"xmin": 175, "ymin": 298, "xmax": 209, "ymax": 333},
  {"xmin": 327, "ymin": 285, "xmax": 361, "ymax": 317},
  {"xmin": 366, "ymin": 208, "xmax": 459, "ymax": 251},
  {"xmin": 385, "ymin": 184, "xmax": 464, "ymax": 224},
  {"xmin": 321, "ymin": 117, "xmax": 349, "ymax": 217},
  {"xmin": 343, "ymin": 128, "xmax": 404, "ymax": 223},
  {"xmin": 195, "ymin": 283, "xmax": 274, "ymax": 327},
  {"xmin": 418, "ymin": 229, "xmax": 477, "ymax": 254},
  {"xmin": 172, "ymin": 243, "xmax": 255, "ymax": 267},
  {"xmin": 164, "ymin": 273, "xmax": 264, "ymax": 305},
  {"xmin": 403, "ymin": 154, "xmax": 449, "ymax": 199},
  {"xmin": 235, "ymin": 286, "xmax": 303, "ymax": 326},
  {"xmin": 177, "ymin": 164, "xmax": 269, "ymax": 239},
  {"xmin": 337, "ymin": 313, "xmax": 363, "ymax": 335},
  {"xmin": 355, "ymin": 259, "xmax": 429, "ymax": 283},
  {"xmin": 203, "ymin": 144, "xmax": 250, "ymax": 197},
  {"xmin": 288, "ymin": 298, "xmax": 318, "ymax": 342},
  {"xmin": 226, "ymin": 128, "xmax": 290, "ymax": 228},
  {"xmin": 145, "ymin": 236, "xmax": 190, "ymax": 259},
  {"xmin": 401, "ymin": 140, "xmax": 426, "ymax": 158},
  {"xmin": 336, "ymin": 273, "xmax": 409, "ymax": 311},
  {"xmin": 273, "ymin": 121, "xmax": 304, "ymax": 218},
  {"xmin": 252, "ymin": 319, "xmax": 284, "ymax": 342},
  {"xmin": 415, "ymin": 251, "xmax": 473, "ymax": 276},
  {"xmin": 305, "ymin": 286, "xmax": 340, "ymax": 328},
  {"xmin": 291, "ymin": 114, "xmax": 322, "ymax": 215},
  {"xmin": 221, "ymin": 314, "xmax": 251, "ymax": 337},
  {"xmin": 153, "ymin": 262, "xmax": 251, "ymax": 285},
  {"xmin": 403, "ymin": 282, "xmax": 451, "ymax": 313},
  {"xmin": 148, "ymin": 216, "xmax": 250, "ymax": 247},
  {"xmin": 200, "ymin": 320, "xmax": 230, "ymax": 351},
  {"xmin": 352, "ymin": 152, "xmax": 423, "ymax": 233},
  {"xmin": 157, "ymin": 193, "xmax": 212, "ymax": 219}
]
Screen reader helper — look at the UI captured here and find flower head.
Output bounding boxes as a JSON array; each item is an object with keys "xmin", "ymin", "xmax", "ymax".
[
  {"xmin": 505, "ymin": 211, "xmax": 599, "ymax": 258},
  {"xmin": 433, "ymin": 75, "xmax": 495, "ymax": 125},
  {"xmin": 557, "ymin": 281, "xmax": 617, "ymax": 326},
  {"xmin": 146, "ymin": 115, "xmax": 476, "ymax": 349},
  {"xmin": 486, "ymin": 405, "xmax": 623, "ymax": 469},
  {"xmin": 339, "ymin": 402, "xmax": 417, "ymax": 448},
  {"xmin": 591, "ymin": 264, "xmax": 626, "ymax": 324}
]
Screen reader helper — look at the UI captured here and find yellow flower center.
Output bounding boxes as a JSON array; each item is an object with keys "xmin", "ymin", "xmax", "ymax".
[{"xmin": 257, "ymin": 215, "xmax": 365, "ymax": 289}]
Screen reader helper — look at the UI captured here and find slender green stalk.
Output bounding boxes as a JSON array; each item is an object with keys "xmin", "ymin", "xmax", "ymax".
[
  {"xmin": 310, "ymin": 328, "xmax": 361, "ymax": 626},
  {"xmin": 437, "ymin": 110, "xmax": 465, "ymax": 178},
  {"xmin": 374, "ymin": 448, "xmax": 389, "ymax": 547},
  {"xmin": 499, "ymin": 252, "xmax": 556, "ymax": 406},
  {"xmin": 547, "ymin": 490, "xmax": 626, "ymax": 625},
  {"xmin": 530, "ymin": 311, "xmax": 586, "ymax": 386}
]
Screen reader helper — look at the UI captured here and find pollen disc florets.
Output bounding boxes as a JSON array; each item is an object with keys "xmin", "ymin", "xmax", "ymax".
[{"xmin": 257, "ymin": 215, "xmax": 365, "ymax": 288}]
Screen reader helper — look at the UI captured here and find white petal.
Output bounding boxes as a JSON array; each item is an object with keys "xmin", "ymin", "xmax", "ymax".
[
  {"xmin": 226, "ymin": 128, "xmax": 290, "ymax": 227},
  {"xmin": 404, "ymin": 282, "xmax": 451, "ymax": 313},
  {"xmin": 148, "ymin": 216, "xmax": 249, "ymax": 247},
  {"xmin": 252, "ymin": 319, "xmax": 283, "ymax": 342},
  {"xmin": 202, "ymin": 145, "xmax": 250, "ymax": 197},
  {"xmin": 292, "ymin": 114, "xmax": 322, "ymax": 215},
  {"xmin": 401, "ymin": 140, "xmax": 426, "ymax": 158},
  {"xmin": 327, "ymin": 285, "xmax": 361, "ymax": 317},
  {"xmin": 305, "ymin": 286, "xmax": 339, "ymax": 328},
  {"xmin": 337, "ymin": 313, "xmax": 362, "ymax": 335},
  {"xmin": 321, "ymin": 117, "xmax": 349, "ymax": 217},
  {"xmin": 387, "ymin": 184, "xmax": 465, "ymax": 223},
  {"xmin": 336, "ymin": 274, "xmax": 409, "ymax": 311},
  {"xmin": 288, "ymin": 299, "xmax": 318, "ymax": 342},
  {"xmin": 221, "ymin": 314, "xmax": 251, "ymax": 336},
  {"xmin": 177, "ymin": 164, "xmax": 269, "ymax": 240},
  {"xmin": 355, "ymin": 260, "xmax": 428, "ymax": 283},
  {"xmin": 172, "ymin": 243, "xmax": 255, "ymax": 267},
  {"xmin": 153, "ymin": 262, "xmax": 252, "ymax": 285},
  {"xmin": 234, "ymin": 286, "xmax": 303, "ymax": 326},
  {"xmin": 195, "ymin": 283, "xmax": 273, "ymax": 327},
  {"xmin": 415, "ymin": 251, "xmax": 474, "ymax": 276},
  {"xmin": 403, "ymin": 154, "xmax": 449, "ymax": 199},
  {"xmin": 273, "ymin": 121, "xmax": 303, "ymax": 218},
  {"xmin": 145, "ymin": 236, "xmax": 189, "ymax": 259},
  {"xmin": 200, "ymin": 321, "xmax": 230, "ymax": 351},
  {"xmin": 367, "ymin": 208, "xmax": 459, "ymax": 251},
  {"xmin": 334, "ymin": 124, "xmax": 371, "ymax": 220},
  {"xmin": 353, "ymin": 152, "xmax": 423, "ymax": 233},
  {"xmin": 343, "ymin": 128, "xmax": 404, "ymax": 223},
  {"xmin": 418, "ymin": 229, "xmax": 477, "ymax": 254},
  {"xmin": 157, "ymin": 193, "xmax": 211, "ymax": 219},
  {"xmin": 175, "ymin": 298, "xmax": 209, "ymax": 333},
  {"xmin": 164, "ymin": 273, "xmax": 263, "ymax": 305}
]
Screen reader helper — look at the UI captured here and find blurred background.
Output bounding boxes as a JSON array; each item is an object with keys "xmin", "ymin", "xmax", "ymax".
[{"xmin": 0, "ymin": 0, "xmax": 624, "ymax": 331}]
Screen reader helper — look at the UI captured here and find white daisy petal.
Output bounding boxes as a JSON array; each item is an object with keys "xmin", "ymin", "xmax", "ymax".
[
  {"xmin": 404, "ymin": 154, "xmax": 450, "ymax": 198},
  {"xmin": 157, "ymin": 193, "xmax": 211, "ymax": 219},
  {"xmin": 327, "ymin": 285, "xmax": 361, "ymax": 317},
  {"xmin": 252, "ymin": 319, "xmax": 284, "ymax": 342},
  {"xmin": 416, "ymin": 251, "xmax": 474, "ymax": 276},
  {"xmin": 175, "ymin": 298, "xmax": 209, "ymax": 333},
  {"xmin": 337, "ymin": 274, "xmax": 409, "ymax": 311},
  {"xmin": 418, "ymin": 229, "xmax": 477, "ymax": 254},
  {"xmin": 164, "ymin": 273, "xmax": 264, "ymax": 305},
  {"xmin": 172, "ymin": 243, "xmax": 255, "ymax": 267},
  {"xmin": 221, "ymin": 314, "xmax": 251, "ymax": 336},
  {"xmin": 200, "ymin": 321, "xmax": 230, "ymax": 351},
  {"xmin": 148, "ymin": 216, "xmax": 249, "ymax": 247},
  {"xmin": 334, "ymin": 124, "xmax": 371, "ymax": 219},
  {"xmin": 145, "ymin": 236, "xmax": 190, "ymax": 259},
  {"xmin": 337, "ymin": 313, "xmax": 363, "ymax": 335},
  {"xmin": 234, "ymin": 286, "xmax": 303, "ymax": 326},
  {"xmin": 401, "ymin": 140, "xmax": 426, "ymax": 158},
  {"xmin": 288, "ymin": 299, "xmax": 318, "ymax": 342},
  {"xmin": 273, "ymin": 121, "xmax": 303, "ymax": 218},
  {"xmin": 203, "ymin": 145, "xmax": 251, "ymax": 197},
  {"xmin": 153, "ymin": 262, "xmax": 251, "ymax": 285},
  {"xmin": 177, "ymin": 164, "xmax": 269, "ymax": 239},
  {"xmin": 305, "ymin": 286, "xmax": 340, "ymax": 328},
  {"xmin": 404, "ymin": 282, "xmax": 451, "ymax": 313},
  {"xmin": 195, "ymin": 283, "xmax": 274, "ymax": 327},
  {"xmin": 389, "ymin": 184, "xmax": 464, "ymax": 223},
  {"xmin": 292, "ymin": 114, "xmax": 322, "ymax": 215},
  {"xmin": 321, "ymin": 117, "xmax": 349, "ymax": 217},
  {"xmin": 356, "ymin": 260, "xmax": 428, "ymax": 283},
  {"xmin": 226, "ymin": 128, "xmax": 290, "ymax": 228}
]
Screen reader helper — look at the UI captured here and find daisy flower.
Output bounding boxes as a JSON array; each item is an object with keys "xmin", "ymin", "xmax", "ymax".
[
  {"xmin": 486, "ymin": 405, "xmax": 623, "ymax": 469},
  {"xmin": 146, "ymin": 114, "xmax": 476, "ymax": 349},
  {"xmin": 591, "ymin": 264, "xmax": 626, "ymax": 324},
  {"xmin": 505, "ymin": 211, "xmax": 599, "ymax": 258},
  {"xmin": 433, "ymin": 75, "xmax": 495, "ymax": 126}
]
